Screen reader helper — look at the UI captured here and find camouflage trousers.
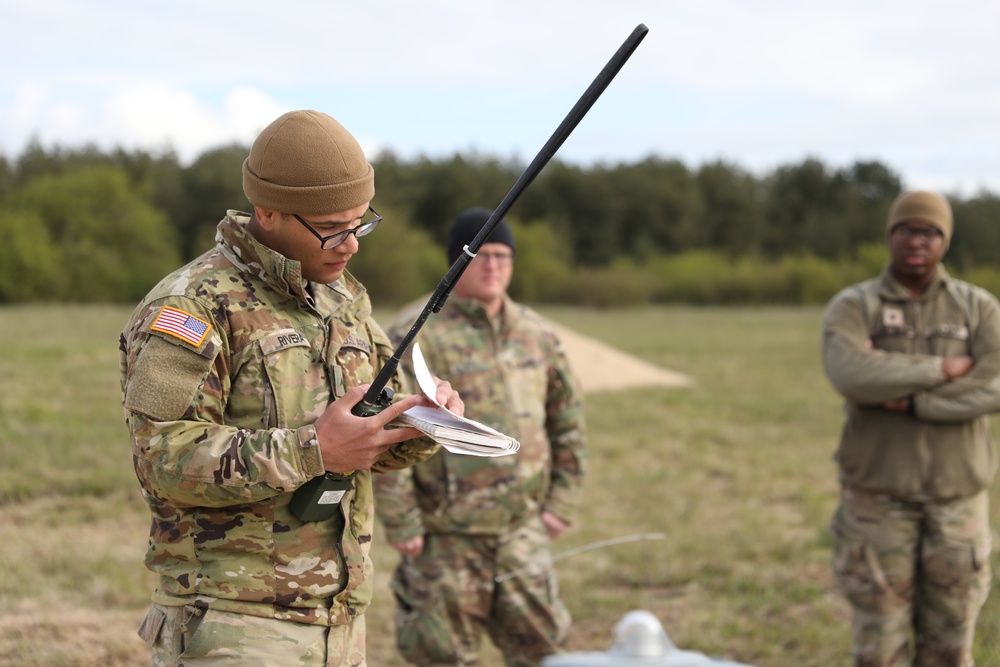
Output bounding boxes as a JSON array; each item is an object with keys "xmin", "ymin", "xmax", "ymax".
[
  {"xmin": 138, "ymin": 603, "xmax": 366, "ymax": 666},
  {"xmin": 830, "ymin": 487, "xmax": 993, "ymax": 667},
  {"xmin": 390, "ymin": 518, "xmax": 571, "ymax": 667}
]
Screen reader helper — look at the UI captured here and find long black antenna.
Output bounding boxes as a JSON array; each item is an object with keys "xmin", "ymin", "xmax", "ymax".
[{"xmin": 356, "ymin": 23, "xmax": 650, "ymax": 414}]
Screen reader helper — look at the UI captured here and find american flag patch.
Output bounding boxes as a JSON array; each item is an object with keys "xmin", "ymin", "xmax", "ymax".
[{"xmin": 151, "ymin": 306, "xmax": 212, "ymax": 347}]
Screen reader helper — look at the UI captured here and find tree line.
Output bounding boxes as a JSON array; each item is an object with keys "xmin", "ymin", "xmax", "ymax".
[{"xmin": 2, "ymin": 140, "xmax": 999, "ymax": 306}]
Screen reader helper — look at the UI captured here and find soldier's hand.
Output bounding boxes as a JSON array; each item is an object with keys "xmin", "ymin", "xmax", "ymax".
[
  {"xmin": 881, "ymin": 397, "xmax": 910, "ymax": 412},
  {"xmin": 432, "ymin": 376, "xmax": 464, "ymax": 416},
  {"xmin": 541, "ymin": 511, "xmax": 568, "ymax": 540},
  {"xmin": 315, "ymin": 385, "xmax": 427, "ymax": 473},
  {"xmin": 942, "ymin": 355, "xmax": 974, "ymax": 380}
]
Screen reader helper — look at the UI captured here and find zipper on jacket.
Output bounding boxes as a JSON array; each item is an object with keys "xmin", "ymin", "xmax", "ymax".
[{"xmin": 262, "ymin": 360, "xmax": 277, "ymax": 428}]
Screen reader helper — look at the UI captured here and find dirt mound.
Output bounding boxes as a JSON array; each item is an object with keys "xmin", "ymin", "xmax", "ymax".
[{"xmin": 549, "ymin": 322, "xmax": 694, "ymax": 393}]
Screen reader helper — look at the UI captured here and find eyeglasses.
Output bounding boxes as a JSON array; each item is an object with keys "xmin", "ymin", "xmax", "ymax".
[
  {"xmin": 472, "ymin": 251, "xmax": 514, "ymax": 266},
  {"xmin": 892, "ymin": 225, "xmax": 942, "ymax": 242},
  {"xmin": 293, "ymin": 206, "xmax": 382, "ymax": 249}
]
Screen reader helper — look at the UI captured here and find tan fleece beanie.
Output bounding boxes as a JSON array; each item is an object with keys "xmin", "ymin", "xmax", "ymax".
[
  {"xmin": 886, "ymin": 190, "xmax": 953, "ymax": 249},
  {"xmin": 242, "ymin": 110, "xmax": 375, "ymax": 215}
]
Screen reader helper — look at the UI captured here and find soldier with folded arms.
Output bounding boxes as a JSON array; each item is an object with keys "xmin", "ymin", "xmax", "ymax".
[{"xmin": 821, "ymin": 189, "xmax": 1000, "ymax": 666}]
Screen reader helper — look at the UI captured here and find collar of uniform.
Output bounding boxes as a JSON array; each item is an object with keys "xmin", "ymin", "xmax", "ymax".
[
  {"xmin": 216, "ymin": 211, "xmax": 317, "ymax": 306},
  {"xmin": 878, "ymin": 262, "xmax": 950, "ymax": 302},
  {"xmin": 449, "ymin": 293, "xmax": 517, "ymax": 329},
  {"xmin": 311, "ymin": 270, "xmax": 370, "ymax": 322}
]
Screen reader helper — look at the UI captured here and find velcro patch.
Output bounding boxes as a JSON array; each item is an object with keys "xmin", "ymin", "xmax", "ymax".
[
  {"xmin": 151, "ymin": 306, "xmax": 212, "ymax": 347},
  {"xmin": 881, "ymin": 307, "xmax": 905, "ymax": 328},
  {"xmin": 125, "ymin": 335, "xmax": 213, "ymax": 421}
]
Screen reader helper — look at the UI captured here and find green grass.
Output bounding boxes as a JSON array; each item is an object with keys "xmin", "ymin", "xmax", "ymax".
[
  {"xmin": 1, "ymin": 304, "xmax": 998, "ymax": 666},
  {"xmin": 0, "ymin": 304, "xmax": 134, "ymax": 501}
]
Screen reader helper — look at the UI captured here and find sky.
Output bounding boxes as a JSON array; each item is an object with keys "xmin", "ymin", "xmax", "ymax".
[{"xmin": 2, "ymin": 0, "xmax": 999, "ymax": 196}]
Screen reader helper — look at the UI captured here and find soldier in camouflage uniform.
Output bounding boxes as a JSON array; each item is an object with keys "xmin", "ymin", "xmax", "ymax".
[
  {"xmin": 373, "ymin": 208, "xmax": 587, "ymax": 667},
  {"xmin": 821, "ymin": 190, "xmax": 1000, "ymax": 667},
  {"xmin": 119, "ymin": 110, "xmax": 462, "ymax": 667}
]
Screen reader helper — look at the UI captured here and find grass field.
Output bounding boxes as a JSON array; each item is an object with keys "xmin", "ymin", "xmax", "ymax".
[{"xmin": 1, "ymin": 304, "xmax": 998, "ymax": 666}]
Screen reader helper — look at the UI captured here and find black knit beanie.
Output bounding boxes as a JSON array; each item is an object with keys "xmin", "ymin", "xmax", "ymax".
[{"xmin": 447, "ymin": 207, "xmax": 516, "ymax": 264}]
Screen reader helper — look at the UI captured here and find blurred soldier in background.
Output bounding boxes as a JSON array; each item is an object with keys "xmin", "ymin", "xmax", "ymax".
[
  {"xmin": 821, "ymin": 189, "xmax": 1000, "ymax": 666},
  {"xmin": 374, "ymin": 207, "xmax": 588, "ymax": 667},
  {"xmin": 120, "ymin": 109, "xmax": 461, "ymax": 666}
]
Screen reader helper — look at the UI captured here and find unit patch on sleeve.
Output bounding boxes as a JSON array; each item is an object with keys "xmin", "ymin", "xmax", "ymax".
[{"xmin": 151, "ymin": 306, "xmax": 213, "ymax": 347}]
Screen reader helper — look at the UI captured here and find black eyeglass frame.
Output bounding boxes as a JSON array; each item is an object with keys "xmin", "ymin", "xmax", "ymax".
[
  {"xmin": 891, "ymin": 224, "xmax": 943, "ymax": 242},
  {"xmin": 292, "ymin": 205, "xmax": 382, "ymax": 250}
]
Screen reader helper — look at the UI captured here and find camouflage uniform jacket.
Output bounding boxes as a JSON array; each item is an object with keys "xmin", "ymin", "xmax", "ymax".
[
  {"xmin": 821, "ymin": 264, "xmax": 1000, "ymax": 501},
  {"xmin": 373, "ymin": 293, "xmax": 586, "ymax": 542},
  {"xmin": 119, "ymin": 211, "xmax": 438, "ymax": 626}
]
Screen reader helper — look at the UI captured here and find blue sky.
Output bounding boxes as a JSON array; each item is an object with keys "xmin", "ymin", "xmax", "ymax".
[{"xmin": 2, "ymin": 0, "xmax": 999, "ymax": 195}]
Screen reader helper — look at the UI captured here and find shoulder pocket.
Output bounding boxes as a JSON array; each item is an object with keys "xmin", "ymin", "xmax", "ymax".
[{"xmin": 125, "ymin": 335, "xmax": 214, "ymax": 421}]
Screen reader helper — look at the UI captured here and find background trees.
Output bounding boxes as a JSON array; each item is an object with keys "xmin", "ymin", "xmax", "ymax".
[
  {"xmin": 1, "ymin": 141, "xmax": 996, "ymax": 305},
  {"xmin": 1, "ymin": 165, "xmax": 180, "ymax": 302}
]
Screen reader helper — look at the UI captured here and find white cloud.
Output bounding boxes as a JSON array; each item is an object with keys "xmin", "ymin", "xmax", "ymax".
[
  {"xmin": 2, "ymin": 0, "xmax": 999, "ymax": 194},
  {"xmin": 2, "ymin": 82, "xmax": 285, "ymax": 161}
]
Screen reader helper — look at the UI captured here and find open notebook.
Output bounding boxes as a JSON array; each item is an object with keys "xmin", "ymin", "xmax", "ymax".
[{"xmin": 390, "ymin": 343, "xmax": 520, "ymax": 457}]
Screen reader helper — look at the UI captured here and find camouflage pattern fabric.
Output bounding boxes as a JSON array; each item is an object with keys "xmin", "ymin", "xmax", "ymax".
[
  {"xmin": 374, "ymin": 293, "xmax": 586, "ymax": 665},
  {"xmin": 822, "ymin": 265, "xmax": 1000, "ymax": 664},
  {"xmin": 119, "ymin": 211, "xmax": 438, "ymax": 637},
  {"xmin": 139, "ymin": 602, "xmax": 366, "ymax": 666},
  {"xmin": 375, "ymin": 294, "xmax": 586, "ymax": 540},
  {"xmin": 391, "ymin": 517, "xmax": 570, "ymax": 667},
  {"xmin": 831, "ymin": 487, "xmax": 992, "ymax": 667}
]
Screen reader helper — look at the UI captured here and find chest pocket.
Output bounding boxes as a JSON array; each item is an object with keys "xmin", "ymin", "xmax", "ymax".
[
  {"xmin": 858, "ymin": 282, "xmax": 975, "ymax": 358},
  {"xmin": 926, "ymin": 323, "xmax": 971, "ymax": 357},
  {"xmin": 438, "ymin": 354, "xmax": 497, "ymax": 416},
  {"xmin": 502, "ymin": 349, "xmax": 548, "ymax": 427},
  {"xmin": 872, "ymin": 314, "xmax": 971, "ymax": 357},
  {"xmin": 331, "ymin": 329, "xmax": 378, "ymax": 394},
  {"xmin": 254, "ymin": 327, "xmax": 330, "ymax": 429}
]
